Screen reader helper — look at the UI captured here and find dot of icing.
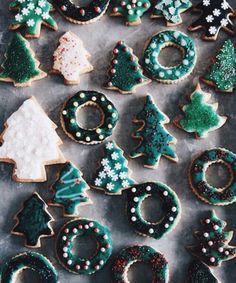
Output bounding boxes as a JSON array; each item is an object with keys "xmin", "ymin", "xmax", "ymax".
[
  {"xmin": 62, "ymin": 110, "xmax": 67, "ymax": 115},
  {"xmin": 99, "ymin": 260, "xmax": 104, "ymax": 265},
  {"xmin": 134, "ymin": 197, "xmax": 139, "ymax": 202},
  {"xmin": 146, "ymin": 186, "xmax": 151, "ymax": 191},
  {"xmin": 128, "ymin": 10, "xmax": 134, "ymax": 15},
  {"xmin": 174, "ymin": 31, "xmax": 179, "ymax": 38},
  {"xmin": 80, "ymin": 93, "xmax": 85, "ymax": 98},
  {"xmin": 152, "ymin": 51, "xmax": 158, "ymax": 57},
  {"xmin": 154, "ymin": 64, "xmax": 159, "ymax": 70},
  {"xmin": 131, "ymin": 187, "xmax": 136, "ymax": 192},
  {"xmin": 85, "ymin": 260, "xmax": 90, "ymax": 265},
  {"xmin": 96, "ymin": 128, "xmax": 101, "ymax": 133},
  {"xmin": 63, "ymin": 253, "xmax": 68, "ymax": 258},
  {"xmin": 225, "ymin": 251, "xmax": 229, "ymax": 255},
  {"xmin": 172, "ymin": 207, "xmax": 177, "ymax": 212},
  {"xmin": 85, "ymin": 137, "xmax": 91, "ymax": 142},
  {"xmin": 99, "ymin": 135, "xmax": 104, "ymax": 140},
  {"xmin": 62, "ymin": 236, "xmax": 67, "ymax": 241},
  {"xmin": 189, "ymin": 51, "xmax": 195, "ymax": 56},
  {"xmin": 218, "ymin": 247, "xmax": 224, "ymax": 252},
  {"xmin": 89, "ymin": 222, "xmax": 94, "ymax": 227},
  {"xmin": 167, "ymin": 69, "xmax": 172, "ymax": 75},
  {"xmin": 108, "ymin": 124, "xmax": 113, "ymax": 129},
  {"xmin": 131, "ymin": 216, "xmax": 137, "ymax": 222},
  {"xmin": 213, "ymin": 225, "xmax": 219, "ymax": 230},
  {"xmin": 73, "ymin": 102, "xmax": 79, "ymax": 107},
  {"xmin": 150, "ymin": 43, "xmax": 157, "ymax": 49},
  {"xmin": 202, "ymin": 248, "xmax": 207, "ymax": 253},
  {"xmin": 112, "ymin": 113, "xmax": 117, "ymax": 118},
  {"xmin": 159, "ymin": 72, "xmax": 165, "ymax": 78},
  {"xmin": 70, "ymin": 119, "xmax": 76, "ymax": 124},
  {"xmin": 164, "ymin": 223, "xmax": 169, "ymax": 228},
  {"xmin": 169, "ymin": 217, "xmax": 174, "ymax": 221},
  {"xmin": 183, "ymin": 59, "xmax": 189, "ymax": 65},
  {"xmin": 208, "ymin": 241, "xmax": 213, "ymax": 246},
  {"xmin": 76, "ymin": 132, "xmax": 81, "ymax": 137},
  {"xmin": 131, "ymin": 207, "xmax": 135, "ymax": 213},
  {"xmin": 85, "ymin": 224, "xmax": 89, "ymax": 229},
  {"xmin": 101, "ymin": 97, "xmax": 105, "ymax": 101},
  {"xmin": 92, "ymin": 96, "xmax": 97, "ymax": 101},
  {"xmin": 73, "ymin": 228, "xmax": 78, "ymax": 233},
  {"xmin": 149, "ymin": 228, "xmax": 154, "ymax": 234},
  {"xmin": 101, "ymin": 247, "xmax": 106, "ymax": 252},
  {"xmin": 205, "ymin": 219, "xmax": 211, "ymax": 224},
  {"xmin": 163, "ymin": 191, "xmax": 168, "ymax": 196},
  {"xmin": 210, "ymin": 257, "xmax": 215, "ymax": 263},
  {"xmin": 145, "ymin": 58, "xmax": 150, "ymax": 64},
  {"xmin": 204, "ymin": 232, "xmax": 209, "ymax": 238}
]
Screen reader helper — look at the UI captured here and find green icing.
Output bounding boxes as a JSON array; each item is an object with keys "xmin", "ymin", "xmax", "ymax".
[
  {"xmin": 187, "ymin": 260, "xmax": 219, "ymax": 283},
  {"xmin": 0, "ymin": 252, "xmax": 58, "ymax": 283},
  {"xmin": 190, "ymin": 148, "xmax": 236, "ymax": 205},
  {"xmin": 56, "ymin": 219, "xmax": 112, "ymax": 275},
  {"xmin": 12, "ymin": 192, "xmax": 53, "ymax": 247},
  {"xmin": 188, "ymin": 210, "xmax": 236, "ymax": 267},
  {"xmin": 152, "ymin": 0, "xmax": 192, "ymax": 25},
  {"xmin": 51, "ymin": 162, "xmax": 91, "ymax": 216},
  {"xmin": 112, "ymin": 245, "xmax": 168, "ymax": 282},
  {"xmin": 0, "ymin": 33, "xmax": 44, "ymax": 85},
  {"xmin": 126, "ymin": 182, "xmax": 181, "ymax": 239},
  {"xmin": 130, "ymin": 95, "xmax": 178, "ymax": 168},
  {"xmin": 92, "ymin": 141, "xmax": 135, "ymax": 194},
  {"xmin": 111, "ymin": 0, "xmax": 151, "ymax": 24},
  {"xmin": 143, "ymin": 30, "xmax": 196, "ymax": 82},
  {"xmin": 10, "ymin": 0, "xmax": 57, "ymax": 37},
  {"xmin": 105, "ymin": 41, "xmax": 150, "ymax": 93},
  {"xmin": 203, "ymin": 40, "xmax": 236, "ymax": 92},
  {"xmin": 178, "ymin": 85, "xmax": 226, "ymax": 138}
]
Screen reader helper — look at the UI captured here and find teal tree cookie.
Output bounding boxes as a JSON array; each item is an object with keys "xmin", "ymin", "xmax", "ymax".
[
  {"xmin": 112, "ymin": 245, "xmax": 169, "ymax": 283},
  {"xmin": 188, "ymin": 210, "xmax": 236, "ymax": 267},
  {"xmin": 11, "ymin": 193, "xmax": 54, "ymax": 248},
  {"xmin": 187, "ymin": 260, "xmax": 219, "ymax": 283},
  {"xmin": 126, "ymin": 182, "xmax": 181, "ymax": 239},
  {"xmin": 130, "ymin": 95, "xmax": 178, "ymax": 169},
  {"xmin": 9, "ymin": 0, "xmax": 57, "ymax": 38},
  {"xmin": 92, "ymin": 141, "xmax": 135, "ymax": 194},
  {"xmin": 174, "ymin": 84, "xmax": 227, "ymax": 138},
  {"xmin": 151, "ymin": 0, "xmax": 192, "ymax": 26},
  {"xmin": 202, "ymin": 40, "xmax": 236, "ymax": 93},
  {"xmin": 0, "ymin": 252, "xmax": 58, "ymax": 283},
  {"xmin": 105, "ymin": 41, "xmax": 151, "ymax": 94},
  {"xmin": 0, "ymin": 33, "xmax": 46, "ymax": 87},
  {"xmin": 56, "ymin": 219, "xmax": 112, "ymax": 274},
  {"xmin": 50, "ymin": 162, "xmax": 91, "ymax": 217},
  {"xmin": 110, "ymin": 0, "xmax": 151, "ymax": 26}
]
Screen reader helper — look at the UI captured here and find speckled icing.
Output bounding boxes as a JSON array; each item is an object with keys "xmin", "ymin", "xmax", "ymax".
[{"xmin": 187, "ymin": 260, "xmax": 219, "ymax": 283}]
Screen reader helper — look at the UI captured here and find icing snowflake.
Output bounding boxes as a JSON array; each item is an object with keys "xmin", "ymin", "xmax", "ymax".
[
  {"xmin": 38, "ymin": 0, "xmax": 46, "ymax": 8},
  {"xmin": 203, "ymin": 0, "xmax": 210, "ymax": 6},
  {"xmin": 107, "ymin": 169, "xmax": 115, "ymax": 178},
  {"xmin": 104, "ymin": 165, "xmax": 111, "ymax": 172},
  {"xmin": 206, "ymin": 15, "xmax": 214, "ymax": 22},
  {"xmin": 94, "ymin": 178, "xmax": 102, "ymax": 186},
  {"xmin": 35, "ymin": 7, "xmax": 42, "ymax": 15},
  {"xmin": 99, "ymin": 171, "xmax": 106, "ymax": 179},
  {"xmin": 111, "ymin": 152, "xmax": 119, "ymax": 160},
  {"xmin": 115, "ymin": 163, "xmax": 122, "ymax": 170},
  {"xmin": 27, "ymin": 3, "xmax": 34, "ymax": 10},
  {"xmin": 209, "ymin": 26, "xmax": 217, "ymax": 34},
  {"xmin": 106, "ymin": 183, "xmax": 114, "ymax": 191},
  {"xmin": 106, "ymin": 142, "xmax": 114, "ymax": 150},
  {"xmin": 112, "ymin": 174, "xmax": 119, "ymax": 181},
  {"xmin": 213, "ymin": 9, "xmax": 221, "ymax": 17},
  {"xmin": 220, "ymin": 18, "xmax": 228, "ymax": 26},
  {"xmin": 18, "ymin": 0, "xmax": 25, "ymax": 3},
  {"xmin": 27, "ymin": 19, "xmax": 35, "ymax": 27},
  {"xmin": 119, "ymin": 172, "xmax": 127, "ymax": 179},
  {"xmin": 42, "ymin": 12, "xmax": 49, "ymax": 19},
  {"xmin": 15, "ymin": 14, "xmax": 23, "ymax": 21},
  {"xmin": 221, "ymin": 1, "xmax": 229, "ymax": 10},
  {"xmin": 21, "ymin": 8, "xmax": 29, "ymax": 15},
  {"xmin": 101, "ymin": 158, "xmax": 109, "ymax": 166},
  {"xmin": 122, "ymin": 180, "xmax": 130, "ymax": 188}
]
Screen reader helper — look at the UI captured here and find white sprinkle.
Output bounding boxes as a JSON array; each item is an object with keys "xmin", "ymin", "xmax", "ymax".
[
  {"xmin": 67, "ymin": 260, "xmax": 72, "ymax": 265},
  {"xmin": 131, "ymin": 187, "xmax": 136, "ymax": 193},
  {"xmin": 205, "ymin": 219, "xmax": 211, "ymax": 224},
  {"xmin": 73, "ymin": 102, "xmax": 79, "ymax": 107},
  {"xmin": 149, "ymin": 228, "xmax": 154, "ymax": 234},
  {"xmin": 172, "ymin": 207, "xmax": 177, "ymax": 212},
  {"xmin": 73, "ymin": 228, "xmax": 78, "ymax": 233},
  {"xmin": 92, "ymin": 96, "xmax": 97, "ymax": 101},
  {"xmin": 146, "ymin": 186, "xmax": 151, "ymax": 191},
  {"xmin": 163, "ymin": 191, "xmax": 168, "ymax": 196},
  {"xmin": 76, "ymin": 132, "xmax": 81, "ymax": 137},
  {"xmin": 165, "ymin": 223, "xmax": 169, "ymax": 229},
  {"xmin": 63, "ymin": 253, "xmax": 68, "ymax": 258},
  {"xmin": 86, "ymin": 137, "xmax": 91, "ymax": 142},
  {"xmin": 210, "ymin": 257, "xmax": 215, "ymax": 263},
  {"xmin": 134, "ymin": 197, "xmax": 139, "ymax": 202},
  {"xmin": 85, "ymin": 224, "xmax": 89, "ymax": 229},
  {"xmin": 62, "ymin": 110, "xmax": 67, "ymax": 115},
  {"xmin": 63, "ymin": 247, "xmax": 68, "ymax": 252},
  {"xmin": 101, "ymin": 247, "xmax": 106, "ymax": 252},
  {"xmin": 208, "ymin": 241, "xmax": 213, "ymax": 246},
  {"xmin": 62, "ymin": 236, "xmax": 67, "ymax": 241},
  {"xmin": 89, "ymin": 222, "xmax": 94, "ymax": 227},
  {"xmin": 202, "ymin": 248, "xmax": 207, "ymax": 253},
  {"xmin": 225, "ymin": 251, "xmax": 229, "ymax": 255},
  {"xmin": 204, "ymin": 232, "xmax": 209, "ymax": 238},
  {"xmin": 218, "ymin": 247, "xmax": 224, "ymax": 252},
  {"xmin": 169, "ymin": 217, "xmax": 174, "ymax": 221},
  {"xmin": 213, "ymin": 225, "xmax": 219, "ymax": 231},
  {"xmin": 131, "ymin": 216, "xmax": 137, "ymax": 222},
  {"xmin": 131, "ymin": 208, "xmax": 135, "ymax": 213},
  {"xmin": 85, "ymin": 260, "xmax": 90, "ymax": 265}
]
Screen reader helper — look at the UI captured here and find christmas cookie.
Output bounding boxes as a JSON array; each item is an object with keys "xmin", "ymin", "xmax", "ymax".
[
  {"xmin": 188, "ymin": 0, "xmax": 235, "ymax": 40},
  {"xmin": 112, "ymin": 245, "xmax": 169, "ymax": 283},
  {"xmin": 0, "ymin": 97, "xmax": 65, "ymax": 182},
  {"xmin": 174, "ymin": 84, "xmax": 227, "ymax": 138},
  {"xmin": 52, "ymin": 31, "xmax": 93, "ymax": 85},
  {"xmin": 0, "ymin": 252, "xmax": 58, "ymax": 283},
  {"xmin": 56, "ymin": 219, "xmax": 112, "ymax": 274},
  {"xmin": 9, "ymin": 0, "xmax": 57, "ymax": 38},
  {"xmin": 143, "ymin": 30, "xmax": 197, "ymax": 83},
  {"xmin": 0, "ymin": 33, "xmax": 46, "ymax": 87},
  {"xmin": 187, "ymin": 210, "xmax": 236, "ymax": 266},
  {"xmin": 151, "ymin": 0, "xmax": 192, "ymax": 26},
  {"xmin": 130, "ymin": 95, "xmax": 178, "ymax": 169},
  {"xmin": 104, "ymin": 41, "xmax": 151, "ymax": 94},
  {"xmin": 110, "ymin": 0, "xmax": 151, "ymax": 26},
  {"xmin": 92, "ymin": 141, "xmax": 135, "ymax": 195},
  {"xmin": 202, "ymin": 39, "xmax": 236, "ymax": 92},
  {"xmin": 189, "ymin": 148, "xmax": 236, "ymax": 206},
  {"xmin": 126, "ymin": 182, "xmax": 181, "ymax": 239},
  {"xmin": 50, "ymin": 162, "xmax": 92, "ymax": 217},
  {"xmin": 61, "ymin": 91, "xmax": 118, "ymax": 145},
  {"xmin": 53, "ymin": 0, "xmax": 110, "ymax": 24}
]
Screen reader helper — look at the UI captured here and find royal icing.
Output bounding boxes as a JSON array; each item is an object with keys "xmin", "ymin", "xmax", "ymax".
[
  {"xmin": 56, "ymin": 219, "xmax": 112, "ymax": 274},
  {"xmin": 112, "ymin": 245, "xmax": 169, "ymax": 283},
  {"xmin": 203, "ymin": 39, "xmax": 236, "ymax": 92},
  {"xmin": 188, "ymin": 210, "xmax": 236, "ymax": 266},
  {"xmin": 52, "ymin": 32, "xmax": 93, "ymax": 84},
  {"xmin": 0, "ymin": 97, "xmax": 65, "ymax": 182},
  {"xmin": 61, "ymin": 91, "xmax": 119, "ymax": 144},
  {"xmin": 189, "ymin": 0, "xmax": 235, "ymax": 40},
  {"xmin": 174, "ymin": 84, "xmax": 227, "ymax": 138},
  {"xmin": 0, "ymin": 33, "xmax": 46, "ymax": 87},
  {"xmin": 143, "ymin": 30, "xmax": 197, "ymax": 83},
  {"xmin": 50, "ymin": 162, "xmax": 91, "ymax": 217},
  {"xmin": 130, "ymin": 95, "xmax": 178, "ymax": 168},
  {"xmin": 187, "ymin": 260, "xmax": 219, "ymax": 283},
  {"xmin": 189, "ymin": 148, "xmax": 236, "ymax": 206},
  {"xmin": 105, "ymin": 40, "xmax": 151, "ymax": 93},
  {"xmin": 1, "ymin": 252, "xmax": 58, "ymax": 283},
  {"xmin": 9, "ymin": 0, "xmax": 57, "ymax": 37}
]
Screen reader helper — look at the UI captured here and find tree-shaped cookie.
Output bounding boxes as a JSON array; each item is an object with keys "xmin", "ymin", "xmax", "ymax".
[
  {"xmin": 130, "ymin": 95, "xmax": 178, "ymax": 169},
  {"xmin": 187, "ymin": 260, "xmax": 219, "ymax": 283},
  {"xmin": 92, "ymin": 141, "xmax": 135, "ymax": 195},
  {"xmin": 188, "ymin": 210, "xmax": 236, "ymax": 266},
  {"xmin": 12, "ymin": 192, "xmax": 54, "ymax": 248},
  {"xmin": 52, "ymin": 31, "xmax": 93, "ymax": 85},
  {"xmin": 0, "ymin": 33, "xmax": 46, "ymax": 87},
  {"xmin": 50, "ymin": 162, "xmax": 91, "ymax": 217},
  {"xmin": 202, "ymin": 40, "xmax": 236, "ymax": 92},
  {"xmin": 0, "ymin": 97, "xmax": 65, "ymax": 182},
  {"xmin": 105, "ymin": 41, "xmax": 151, "ymax": 94},
  {"xmin": 174, "ymin": 84, "xmax": 227, "ymax": 138},
  {"xmin": 188, "ymin": 0, "xmax": 235, "ymax": 40},
  {"xmin": 9, "ymin": 0, "xmax": 57, "ymax": 38}
]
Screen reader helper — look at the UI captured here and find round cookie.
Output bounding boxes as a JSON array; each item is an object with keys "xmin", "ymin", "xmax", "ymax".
[
  {"xmin": 56, "ymin": 219, "xmax": 112, "ymax": 274},
  {"xmin": 61, "ymin": 91, "xmax": 118, "ymax": 145},
  {"xmin": 53, "ymin": 0, "xmax": 110, "ymax": 24},
  {"xmin": 112, "ymin": 245, "xmax": 169, "ymax": 283},
  {"xmin": 0, "ymin": 252, "xmax": 58, "ymax": 283},
  {"xmin": 126, "ymin": 182, "xmax": 181, "ymax": 239},
  {"xmin": 143, "ymin": 30, "xmax": 197, "ymax": 83},
  {"xmin": 189, "ymin": 148, "xmax": 236, "ymax": 206}
]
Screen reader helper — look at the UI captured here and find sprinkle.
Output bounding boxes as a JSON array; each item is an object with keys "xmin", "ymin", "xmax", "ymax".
[
  {"xmin": 146, "ymin": 186, "xmax": 151, "ymax": 191},
  {"xmin": 85, "ymin": 137, "xmax": 91, "ymax": 142},
  {"xmin": 205, "ymin": 219, "xmax": 211, "ymax": 224},
  {"xmin": 208, "ymin": 241, "xmax": 213, "ymax": 246},
  {"xmin": 213, "ymin": 225, "xmax": 219, "ymax": 230},
  {"xmin": 131, "ymin": 187, "xmax": 136, "ymax": 192},
  {"xmin": 76, "ymin": 265, "xmax": 81, "ymax": 270},
  {"xmin": 163, "ymin": 191, "xmax": 168, "ymax": 196},
  {"xmin": 210, "ymin": 257, "xmax": 215, "ymax": 263},
  {"xmin": 204, "ymin": 232, "xmax": 209, "ymax": 238},
  {"xmin": 131, "ymin": 208, "xmax": 135, "ymax": 213},
  {"xmin": 62, "ymin": 236, "xmax": 67, "ymax": 241},
  {"xmin": 63, "ymin": 253, "xmax": 68, "ymax": 258},
  {"xmin": 202, "ymin": 248, "xmax": 207, "ymax": 253},
  {"xmin": 89, "ymin": 222, "xmax": 94, "ymax": 227},
  {"xmin": 84, "ymin": 224, "xmax": 89, "ymax": 229},
  {"xmin": 76, "ymin": 132, "xmax": 81, "ymax": 137},
  {"xmin": 101, "ymin": 247, "xmax": 106, "ymax": 252},
  {"xmin": 169, "ymin": 217, "xmax": 174, "ymax": 221},
  {"xmin": 133, "ymin": 197, "xmax": 139, "ymax": 202},
  {"xmin": 67, "ymin": 260, "xmax": 72, "ymax": 265},
  {"xmin": 164, "ymin": 223, "xmax": 169, "ymax": 228},
  {"xmin": 172, "ymin": 207, "xmax": 177, "ymax": 212},
  {"xmin": 225, "ymin": 251, "xmax": 229, "ymax": 255},
  {"xmin": 73, "ymin": 228, "xmax": 78, "ymax": 233},
  {"xmin": 62, "ymin": 110, "xmax": 67, "ymax": 115},
  {"xmin": 218, "ymin": 247, "xmax": 223, "ymax": 252},
  {"xmin": 131, "ymin": 216, "xmax": 137, "ymax": 222},
  {"xmin": 149, "ymin": 228, "xmax": 154, "ymax": 234},
  {"xmin": 73, "ymin": 102, "xmax": 79, "ymax": 107}
]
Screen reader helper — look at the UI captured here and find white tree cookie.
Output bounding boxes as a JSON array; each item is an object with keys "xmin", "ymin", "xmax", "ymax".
[
  {"xmin": 0, "ymin": 97, "xmax": 66, "ymax": 182},
  {"xmin": 52, "ymin": 31, "xmax": 93, "ymax": 85}
]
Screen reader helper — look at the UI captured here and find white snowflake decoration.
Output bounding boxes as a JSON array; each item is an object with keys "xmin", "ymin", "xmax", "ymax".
[
  {"xmin": 101, "ymin": 158, "xmax": 109, "ymax": 166},
  {"xmin": 203, "ymin": 0, "xmax": 210, "ymax": 6},
  {"xmin": 94, "ymin": 178, "xmax": 102, "ymax": 186},
  {"xmin": 119, "ymin": 172, "xmax": 127, "ymax": 179},
  {"xmin": 220, "ymin": 18, "xmax": 228, "ymax": 26},
  {"xmin": 206, "ymin": 15, "xmax": 214, "ymax": 22},
  {"xmin": 106, "ymin": 142, "xmax": 114, "ymax": 150},
  {"xmin": 213, "ymin": 9, "xmax": 221, "ymax": 17},
  {"xmin": 111, "ymin": 152, "xmax": 119, "ymax": 160},
  {"xmin": 107, "ymin": 183, "xmax": 114, "ymax": 191},
  {"xmin": 209, "ymin": 26, "xmax": 217, "ymax": 34},
  {"xmin": 115, "ymin": 163, "xmax": 122, "ymax": 170},
  {"xmin": 27, "ymin": 19, "xmax": 35, "ymax": 27},
  {"xmin": 221, "ymin": 1, "xmax": 229, "ymax": 10},
  {"xmin": 98, "ymin": 171, "xmax": 106, "ymax": 179}
]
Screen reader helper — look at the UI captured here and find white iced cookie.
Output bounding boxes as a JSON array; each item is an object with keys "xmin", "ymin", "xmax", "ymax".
[{"xmin": 0, "ymin": 97, "xmax": 66, "ymax": 182}]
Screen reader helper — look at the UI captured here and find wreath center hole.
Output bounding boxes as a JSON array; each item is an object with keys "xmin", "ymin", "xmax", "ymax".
[
  {"xmin": 206, "ymin": 162, "xmax": 232, "ymax": 189},
  {"xmin": 71, "ymin": 234, "xmax": 97, "ymax": 259},
  {"xmin": 141, "ymin": 195, "xmax": 165, "ymax": 223},
  {"xmin": 76, "ymin": 104, "xmax": 103, "ymax": 130},
  {"xmin": 71, "ymin": 0, "xmax": 93, "ymax": 7},
  {"xmin": 158, "ymin": 46, "xmax": 183, "ymax": 67},
  {"xmin": 127, "ymin": 261, "xmax": 153, "ymax": 283},
  {"xmin": 15, "ymin": 268, "xmax": 41, "ymax": 283}
]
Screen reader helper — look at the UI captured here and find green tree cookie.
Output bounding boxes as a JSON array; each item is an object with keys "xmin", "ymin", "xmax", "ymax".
[
  {"xmin": 174, "ymin": 84, "xmax": 227, "ymax": 138},
  {"xmin": 130, "ymin": 94, "xmax": 178, "ymax": 169},
  {"xmin": 187, "ymin": 260, "xmax": 219, "ymax": 283}
]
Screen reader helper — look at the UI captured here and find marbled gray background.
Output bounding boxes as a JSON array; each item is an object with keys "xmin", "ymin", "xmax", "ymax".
[{"xmin": 0, "ymin": 0, "xmax": 235, "ymax": 282}]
